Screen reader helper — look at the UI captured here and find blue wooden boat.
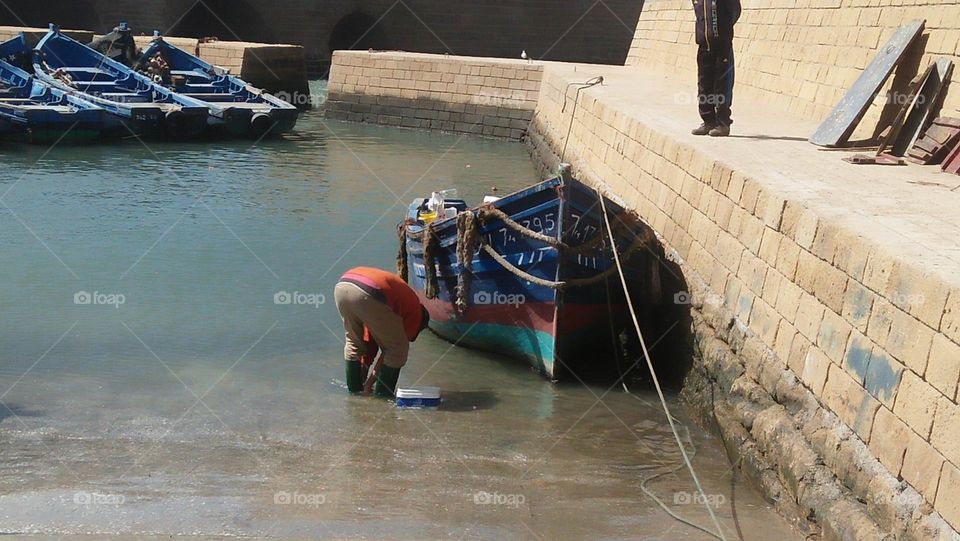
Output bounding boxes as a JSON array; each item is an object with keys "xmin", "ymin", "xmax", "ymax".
[
  {"xmin": 0, "ymin": 34, "xmax": 103, "ymax": 143},
  {"xmin": 401, "ymin": 166, "xmax": 660, "ymax": 381},
  {"xmin": 138, "ymin": 34, "xmax": 299, "ymax": 137},
  {"xmin": 32, "ymin": 25, "xmax": 208, "ymax": 139}
]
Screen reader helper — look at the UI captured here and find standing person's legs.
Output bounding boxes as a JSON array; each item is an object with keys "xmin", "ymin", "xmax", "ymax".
[
  {"xmin": 714, "ymin": 43, "xmax": 735, "ymax": 127},
  {"xmin": 335, "ymin": 282, "xmax": 369, "ymax": 393},
  {"xmin": 697, "ymin": 45, "xmax": 719, "ymax": 127}
]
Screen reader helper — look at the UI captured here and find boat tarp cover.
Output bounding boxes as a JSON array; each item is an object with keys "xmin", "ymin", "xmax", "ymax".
[{"xmin": 89, "ymin": 28, "xmax": 138, "ymax": 67}]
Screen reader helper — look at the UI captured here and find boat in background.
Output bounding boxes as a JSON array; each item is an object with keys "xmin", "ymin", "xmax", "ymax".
[
  {"xmin": 402, "ymin": 166, "xmax": 662, "ymax": 381},
  {"xmin": 138, "ymin": 33, "xmax": 299, "ymax": 137},
  {"xmin": 0, "ymin": 34, "xmax": 103, "ymax": 143},
  {"xmin": 32, "ymin": 25, "xmax": 208, "ymax": 139}
]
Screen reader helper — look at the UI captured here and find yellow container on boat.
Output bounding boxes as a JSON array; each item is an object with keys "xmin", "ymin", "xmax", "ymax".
[{"xmin": 419, "ymin": 209, "xmax": 438, "ymax": 224}]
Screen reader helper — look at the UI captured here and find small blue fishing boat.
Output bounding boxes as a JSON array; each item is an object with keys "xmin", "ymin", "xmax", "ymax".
[
  {"xmin": 0, "ymin": 34, "xmax": 103, "ymax": 143},
  {"xmin": 32, "ymin": 25, "xmax": 208, "ymax": 139},
  {"xmin": 138, "ymin": 33, "xmax": 298, "ymax": 137},
  {"xmin": 401, "ymin": 166, "xmax": 661, "ymax": 381}
]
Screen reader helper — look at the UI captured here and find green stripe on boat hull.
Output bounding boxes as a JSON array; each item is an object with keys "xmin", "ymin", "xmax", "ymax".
[{"xmin": 430, "ymin": 320, "xmax": 556, "ymax": 378}]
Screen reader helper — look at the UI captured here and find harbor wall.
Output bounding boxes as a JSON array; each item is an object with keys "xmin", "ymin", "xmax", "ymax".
[
  {"xmin": 527, "ymin": 65, "xmax": 960, "ymax": 540},
  {"xmin": 326, "ymin": 51, "xmax": 543, "ymax": 140},
  {"xmin": 0, "ymin": 0, "xmax": 645, "ymax": 74},
  {"xmin": 627, "ymin": 0, "xmax": 960, "ymax": 141},
  {"xmin": 325, "ymin": 44, "xmax": 960, "ymax": 538}
]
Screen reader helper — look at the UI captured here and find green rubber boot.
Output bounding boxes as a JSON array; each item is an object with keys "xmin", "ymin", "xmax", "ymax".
[
  {"xmin": 345, "ymin": 361, "xmax": 363, "ymax": 393},
  {"xmin": 373, "ymin": 365, "xmax": 402, "ymax": 398}
]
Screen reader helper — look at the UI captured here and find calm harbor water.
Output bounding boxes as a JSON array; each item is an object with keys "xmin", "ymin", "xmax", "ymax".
[{"xmin": 0, "ymin": 86, "xmax": 800, "ymax": 540}]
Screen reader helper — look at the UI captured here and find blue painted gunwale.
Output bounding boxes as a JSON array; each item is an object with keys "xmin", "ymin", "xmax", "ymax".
[
  {"xmin": 32, "ymin": 25, "xmax": 208, "ymax": 139},
  {"xmin": 139, "ymin": 35, "xmax": 298, "ymax": 137},
  {"xmin": 0, "ymin": 34, "xmax": 104, "ymax": 143}
]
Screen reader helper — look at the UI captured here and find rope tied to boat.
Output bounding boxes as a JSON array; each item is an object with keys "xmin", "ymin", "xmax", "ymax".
[
  {"xmin": 478, "ymin": 233, "xmax": 652, "ymax": 290},
  {"xmin": 455, "ymin": 211, "xmax": 480, "ymax": 312},
  {"xmin": 421, "ymin": 224, "xmax": 440, "ymax": 299},
  {"xmin": 396, "ymin": 221, "xmax": 410, "ymax": 282},
  {"xmin": 475, "ymin": 205, "xmax": 629, "ymax": 254}
]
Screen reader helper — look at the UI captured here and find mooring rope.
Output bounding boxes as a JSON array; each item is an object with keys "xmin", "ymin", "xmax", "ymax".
[
  {"xmin": 455, "ymin": 211, "xmax": 480, "ymax": 312},
  {"xmin": 478, "ymin": 234, "xmax": 649, "ymax": 291},
  {"xmin": 396, "ymin": 221, "xmax": 410, "ymax": 281},
  {"xmin": 561, "ymin": 76, "xmax": 604, "ymax": 163},
  {"xmin": 597, "ymin": 188, "xmax": 728, "ymax": 541},
  {"xmin": 477, "ymin": 205, "xmax": 628, "ymax": 254},
  {"xmin": 421, "ymin": 225, "xmax": 440, "ymax": 299}
]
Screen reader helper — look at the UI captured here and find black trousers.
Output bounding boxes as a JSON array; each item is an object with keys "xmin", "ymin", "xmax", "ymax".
[{"xmin": 697, "ymin": 42, "xmax": 735, "ymax": 126}]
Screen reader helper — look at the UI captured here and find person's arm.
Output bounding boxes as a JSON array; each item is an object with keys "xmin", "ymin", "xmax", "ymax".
[{"xmin": 724, "ymin": 0, "xmax": 742, "ymax": 24}]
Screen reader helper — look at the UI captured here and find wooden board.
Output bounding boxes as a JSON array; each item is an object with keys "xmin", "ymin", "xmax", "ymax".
[
  {"xmin": 891, "ymin": 58, "xmax": 954, "ymax": 156},
  {"xmin": 907, "ymin": 117, "xmax": 960, "ymax": 164},
  {"xmin": 809, "ymin": 20, "xmax": 925, "ymax": 147},
  {"xmin": 875, "ymin": 63, "xmax": 932, "ymax": 156},
  {"xmin": 943, "ymin": 139, "xmax": 960, "ymax": 175}
]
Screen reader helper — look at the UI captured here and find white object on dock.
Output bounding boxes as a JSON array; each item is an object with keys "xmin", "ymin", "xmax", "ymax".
[{"xmin": 483, "ymin": 195, "xmax": 501, "ymax": 204}]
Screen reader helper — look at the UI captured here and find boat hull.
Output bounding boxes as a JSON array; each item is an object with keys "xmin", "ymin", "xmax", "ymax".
[
  {"xmin": 403, "ymin": 174, "xmax": 654, "ymax": 381},
  {"xmin": 0, "ymin": 34, "xmax": 104, "ymax": 143},
  {"xmin": 33, "ymin": 27, "xmax": 209, "ymax": 139},
  {"xmin": 140, "ymin": 37, "xmax": 299, "ymax": 137}
]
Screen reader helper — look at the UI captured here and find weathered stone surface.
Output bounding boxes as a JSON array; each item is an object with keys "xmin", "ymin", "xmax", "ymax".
[{"xmin": 935, "ymin": 462, "xmax": 960, "ymax": 533}]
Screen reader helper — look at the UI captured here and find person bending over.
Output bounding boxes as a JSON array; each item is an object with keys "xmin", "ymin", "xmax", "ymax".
[{"xmin": 334, "ymin": 267, "xmax": 430, "ymax": 397}]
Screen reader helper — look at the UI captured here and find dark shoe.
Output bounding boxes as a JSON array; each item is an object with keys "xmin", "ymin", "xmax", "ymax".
[
  {"xmin": 709, "ymin": 124, "xmax": 730, "ymax": 137},
  {"xmin": 374, "ymin": 365, "xmax": 402, "ymax": 398},
  {"xmin": 345, "ymin": 361, "xmax": 363, "ymax": 393},
  {"xmin": 691, "ymin": 123, "xmax": 715, "ymax": 136}
]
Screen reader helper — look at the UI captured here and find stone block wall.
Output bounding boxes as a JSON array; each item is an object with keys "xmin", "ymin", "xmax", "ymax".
[
  {"xmin": 3, "ymin": 0, "xmax": 645, "ymax": 73},
  {"xmin": 529, "ymin": 66, "xmax": 960, "ymax": 537},
  {"xmin": 325, "ymin": 51, "xmax": 544, "ymax": 140},
  {"xmin": 0, "ymin": 26, "xmax": 93, "ymax": 45},
  {"xmin": 198, "ymin": 41, "xmax": 309, "ymax": 96},
  {"xmin": 627, "ymin": 0, "xmax": 960, "ymax": 140}
]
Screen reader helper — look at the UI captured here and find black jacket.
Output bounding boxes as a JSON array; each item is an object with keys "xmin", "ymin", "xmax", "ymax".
[{"xmin": 694, "ymin": 0, "xmax": 741, "ymax": 48}]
